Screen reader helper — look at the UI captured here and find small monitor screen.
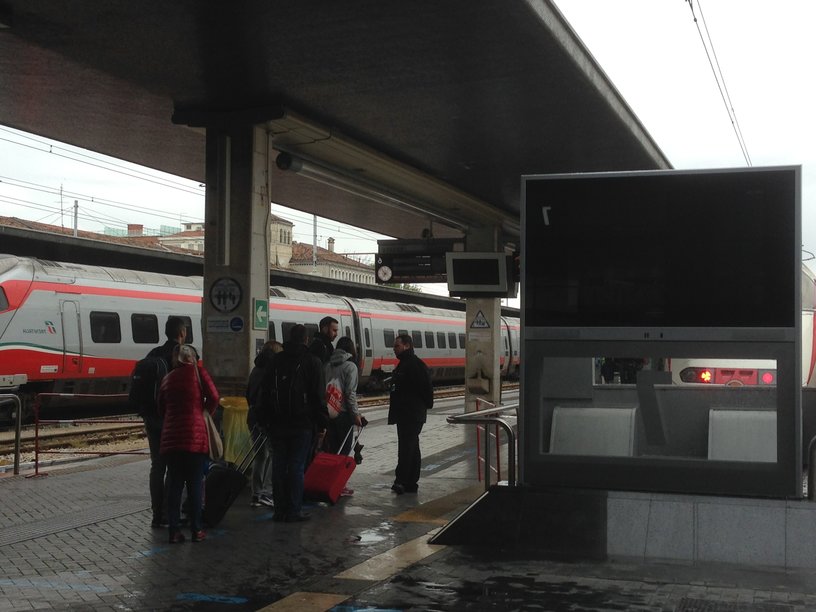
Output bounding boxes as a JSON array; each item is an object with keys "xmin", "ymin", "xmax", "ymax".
[
  {"xmin": 523, "ymin": 167, "xmax": 799, "ymax": 328},
  {"xmin": 452, "ymin": 258, "xmax": 500, "ymax": 285}
]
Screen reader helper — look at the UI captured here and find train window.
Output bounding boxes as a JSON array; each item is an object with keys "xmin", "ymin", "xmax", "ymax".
[
  {"xmin": 364, "ymin": 328, "xmax": 371, "ymax": 348},
  {"xmin": 459, "ymin": 333, "xmax": 466, "ymax": 348},
  {"xmin": 268, "ymin": 324, "xmax": 276, "ymax": 341},
  {"xmin": 437, "ymin": 332, "xmax": 446, "ymax": 349},
  {"xmin": 448, "ymin": 332, "xmax": 457, "ymax": 348},
  {"xmin": 383, "ymin": 329, "xmax": 395, "ymax": 347},
  {"xmin": 90, "ymin": 311, "xmax": 121, "ymax": 343},
  {"xmin": 398, "ymin": 329, "xmax": 408, "ymax": 338},
  {"xmin": 178, "ymin": 316, "xmax": 194, "ymax": 344},
  {"xmin": 425, "ymin": 331, "xmax": 435, "ymax": 349},
  {"xmin": 412, "ymin": 331, "xmax": 423, "ymax": 348},
  {"xmin": 282, "ymin": 321, "xmax": 298, "ymax": 341},
  {"xmin": 0, "ymin": 287, "xmax": 8, "ymax": 312},
  {"xmin": 345, "ymin": 326, "xmax": 352, "ymax": 338},
  {"xmin": 305, "ymin": 323, "xmax": 318, "ymax": 341},
  {"xmin": 131, "ymin": 314, "xmax": 159, "ymax": 344}
]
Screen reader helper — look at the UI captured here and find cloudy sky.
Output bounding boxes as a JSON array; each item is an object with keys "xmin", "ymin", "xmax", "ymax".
[
  {"xmin": 1, "ymin": 0, "xmax": 814, "ymax": 260},
  {"xmin": 555, "ymin": 0, "xmax": 816, "ymax": 255}
]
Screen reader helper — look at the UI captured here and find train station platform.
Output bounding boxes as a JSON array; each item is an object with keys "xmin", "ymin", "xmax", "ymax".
[{"xmin": 3, "ymin": 397, "xmax": 816, "ymax": 611}]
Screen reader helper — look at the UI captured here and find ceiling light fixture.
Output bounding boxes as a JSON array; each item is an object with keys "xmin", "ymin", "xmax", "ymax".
[
  {"xmin": 267, "ymin": 109, "xmax": 518, "ymax": 240},
  {"xmin": 275, "ymin": 151, "xmax": 472, "ymax": 232}
]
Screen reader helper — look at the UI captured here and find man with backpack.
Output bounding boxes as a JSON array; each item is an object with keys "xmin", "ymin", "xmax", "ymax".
[
  {"xmin": 130, "ymin": 316, "xmax": 187, "ymax": 528},
  {"xmin": 263, "ymin": 324, "xmax": 327, "ymax": 522}
]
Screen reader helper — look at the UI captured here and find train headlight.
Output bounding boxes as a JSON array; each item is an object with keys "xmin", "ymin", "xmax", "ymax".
[
  {"xmin": 759, "ymin": 370, "xmax": 776, "ymax": 385},
  {"xmin": 679, "ymin": 367, "xmax": 713, "ymax": 383}
]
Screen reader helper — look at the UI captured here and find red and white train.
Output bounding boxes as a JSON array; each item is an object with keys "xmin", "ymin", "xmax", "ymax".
[
  {"xmin": 668, "ymin": 263, "xmax": 816, "ymax": 387},
  {"xmin": 0, "ymin": 255, "xmax": 520, "ymax": 421}
]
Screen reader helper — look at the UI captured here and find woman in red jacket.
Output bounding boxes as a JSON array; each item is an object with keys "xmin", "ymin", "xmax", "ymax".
[{"xmin": 158, "ymin": 344, "xmax": 219, "ymax": 544}]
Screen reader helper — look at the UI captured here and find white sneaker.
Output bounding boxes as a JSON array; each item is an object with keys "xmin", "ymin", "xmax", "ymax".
[
  {"xmin": 250, "ymin": 495, "xmax": 263, "ymax": 508},
  {"xmin": 259, "ymin": 494, "xmax": 275, "ymax": 508}
]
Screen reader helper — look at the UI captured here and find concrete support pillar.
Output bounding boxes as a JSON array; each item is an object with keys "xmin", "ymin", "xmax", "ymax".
[
  {"xmin": 202, "ymin": 124, "xmax": 271, "ymax": 395},
  {"xmin": 463, "ymin": 227, "xmax": 503, "ymax": 414}
]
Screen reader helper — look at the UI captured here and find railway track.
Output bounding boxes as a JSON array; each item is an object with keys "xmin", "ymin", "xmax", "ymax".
[{"xmin": 0, "ymin": 382, "xmax": 519, "ymax": 458}]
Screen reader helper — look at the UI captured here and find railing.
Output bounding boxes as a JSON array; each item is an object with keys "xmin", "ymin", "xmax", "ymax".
[
  {"xmin": 29, "ymin": 393, "xmax": 143, "ymax": 478},
  {"xmin": 447, "ymin": 399, "xmax": 518, "ymax": 490}
]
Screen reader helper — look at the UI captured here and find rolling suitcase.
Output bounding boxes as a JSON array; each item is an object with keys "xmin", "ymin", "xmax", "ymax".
[
  {"xmin": 304, "ymin": 426, "xmax": 360, "ymax": 504},
  {"xmin": 202, "ymin": 429, "xmax": 267, "ymax": 527}
]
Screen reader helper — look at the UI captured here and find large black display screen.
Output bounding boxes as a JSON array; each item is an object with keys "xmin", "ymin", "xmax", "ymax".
[{"xmin": 523, "ymin": 167, "xmax": 799, "ymax": 328}]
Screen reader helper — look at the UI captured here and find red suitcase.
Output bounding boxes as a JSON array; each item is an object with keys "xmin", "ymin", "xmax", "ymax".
[{"xmin": 304, "ymin": 426, "xmax": 359, "ymax": 504}]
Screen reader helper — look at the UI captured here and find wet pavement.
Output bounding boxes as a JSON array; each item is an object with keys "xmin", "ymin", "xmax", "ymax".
[{"xmin": 2, "ymin": 394, "xmax": 816, "ymax": 611}]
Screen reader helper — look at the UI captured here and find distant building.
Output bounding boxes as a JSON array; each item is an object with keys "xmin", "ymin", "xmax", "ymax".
[
  {"xmin": 0, "ymin": 214, "xmax": 375, "ymax": 284},
  {"xmin": 289, "ymin": 237, "xmax": 375, "ymax": 284},
  {"xmin": 269, "ymin": 214, "xmax": 294, "ymax": 267}
]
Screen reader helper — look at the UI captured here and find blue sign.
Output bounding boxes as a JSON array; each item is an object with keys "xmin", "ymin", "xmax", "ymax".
[{"xmin": 229, "ymin": 317, "xmax": 244, "ymax": 332}]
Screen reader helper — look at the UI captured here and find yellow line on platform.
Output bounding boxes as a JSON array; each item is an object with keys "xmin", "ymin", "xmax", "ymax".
[
  {"xmin": 256, "ymin": 591, "xmax": 347, "ymax": 611},
  {"xmin": 393, "ymin": 483, "xmax": 484, "ymax": 524},
  {"xmin": 334, "ymin": 529, "xmax": 444, "ymax": 582}
]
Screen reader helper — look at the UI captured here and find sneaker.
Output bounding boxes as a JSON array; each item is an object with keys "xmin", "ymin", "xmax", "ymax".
[
  {"xmin": 250, "ymin": 496, "xmax": 263, "ymax": 508},
  {"xmin": 259, "ymin": 494, "xmax": 275, "ymax": 508},
  {"xmin": 169, "ymin": 531, "xmax": 186, "ymax": 544},
  {"xmin": 191, "ymin": 530, "xmax": 206, "ymax": 542}
]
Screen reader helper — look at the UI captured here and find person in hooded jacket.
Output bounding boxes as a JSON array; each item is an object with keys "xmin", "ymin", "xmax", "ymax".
[
  {"xmin": 268, "ymin": 324, "xmax": 327, "ymax": 522},
  {"xmin": 158, "ymin": 344, "xmax": 220, "ymax": 544},
  {"xmin": 387, "ymin": 334, "xmax": 433, "ymax": 495},
  {"xmin": 324, "ymin": 336, "xmax": 363, "ymax": 456},
  {"xmin": 245, "ymin": 340, "xmax": 283, "ymax": 508}
]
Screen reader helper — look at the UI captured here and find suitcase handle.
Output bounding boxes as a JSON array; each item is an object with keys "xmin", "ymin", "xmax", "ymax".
[{"xmin": 337, "ymin": 424, "xmax": 363, "ymax": 455}]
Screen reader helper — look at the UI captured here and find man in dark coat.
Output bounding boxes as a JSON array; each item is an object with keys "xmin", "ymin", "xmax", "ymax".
[
  {"xmin": 268, "ymin": 324, "xmax": 327, "ymax": 521},
  {"xmin": 387, "ymin": 334, "xmax": 433, "ymax": 494},
  {"xmin": 309, "ymin": 316, "xmax": 339, "ymax": 364},
  {"xmin": 142, "ymin": 316, "xmax": 187, "ymax": 528}
]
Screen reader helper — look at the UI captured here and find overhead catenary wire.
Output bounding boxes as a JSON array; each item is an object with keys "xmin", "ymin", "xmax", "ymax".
[
  {"xmin": 685, "ymin": 0, "xmax": 751, "ymax": 166},
  {"xmin": 0, "ymin": 125, "xmax": 388, "ymax": 251}
]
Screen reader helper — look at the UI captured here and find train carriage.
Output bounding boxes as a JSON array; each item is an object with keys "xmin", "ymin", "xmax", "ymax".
[{"xmin": 0, "ymin": 255, "xmax": 520, "ymax": 421}]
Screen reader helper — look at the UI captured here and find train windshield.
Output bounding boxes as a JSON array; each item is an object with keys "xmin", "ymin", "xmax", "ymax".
[{"xmin": 0, "ymin": 286, "xmax": 8, "ymax": 312}]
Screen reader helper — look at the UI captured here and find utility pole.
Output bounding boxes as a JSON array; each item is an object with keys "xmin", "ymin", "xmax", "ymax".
[
  {"xmin": 312, "ymin": 214, "xmax": 317, "ymax": 271},
  {"xmin": 73, "ymin": 200, "xmax": 78, "ymax": 237}
]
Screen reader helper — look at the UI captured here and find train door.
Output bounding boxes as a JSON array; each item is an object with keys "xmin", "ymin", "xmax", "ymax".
[
  {"xmin": 500, "ymin": 322, "xmax": 510, "ymax": 376},
  {"xmin": 60, "ymin": 300, "xmax": 82, "ymax": 374},
  {"xmin": 359, "ymin": 316, "xmax": 374, "ymax": 378}
]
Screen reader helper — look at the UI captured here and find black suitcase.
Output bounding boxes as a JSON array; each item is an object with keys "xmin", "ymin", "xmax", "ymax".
[{"xmin": 202, "ymin": 430, "xmax": 266, "ymax": 527}]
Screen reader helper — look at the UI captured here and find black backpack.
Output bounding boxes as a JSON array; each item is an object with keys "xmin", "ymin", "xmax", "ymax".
[
  {"xmin": 129, "ymin": 356, "xmax": 169, "ymax": 418},
  {"xmin": 258, "ymin": 350, "xmax": 306, "ymax": 427}
]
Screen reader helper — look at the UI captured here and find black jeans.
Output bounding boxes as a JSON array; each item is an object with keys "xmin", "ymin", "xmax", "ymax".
[
  {"xmin": 143, "ymin": 415, "xmax": 168, "ymax": 522},
  {"xmin": 395, "ymin": 421, "xmax": 423, "ymax": 489},
  {"xmin": 165, "ymin": 451, "xmax": 206, "ymax": 533}
]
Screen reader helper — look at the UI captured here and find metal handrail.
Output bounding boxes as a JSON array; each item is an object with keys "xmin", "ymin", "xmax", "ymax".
[{"xmin": 448, "ymin": 401, "xmax": 518, "ymax": 488}]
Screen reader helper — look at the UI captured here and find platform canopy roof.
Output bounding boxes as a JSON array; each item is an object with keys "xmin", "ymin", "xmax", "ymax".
[{"xmin": 0, "ymin": 1, "xmax": 670, "ymax": 246}]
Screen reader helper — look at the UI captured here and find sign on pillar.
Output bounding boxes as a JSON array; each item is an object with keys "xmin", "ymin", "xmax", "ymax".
[{"xmin": 464, "ymin": 299, "xmax": 502, "ymax": 412}]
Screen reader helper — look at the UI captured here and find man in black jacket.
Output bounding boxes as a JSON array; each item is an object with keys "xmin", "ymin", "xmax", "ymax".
[
  {"xmin": 267, "ymin": 324, "xmax": 327, "ymax": 521},
  {"xmin": 388, "ymin": 334, "xmax": 433, "ymax": 494},
  {"xmin": 309, "ymin": 316, "xmax": 339, "ymax": 364}
]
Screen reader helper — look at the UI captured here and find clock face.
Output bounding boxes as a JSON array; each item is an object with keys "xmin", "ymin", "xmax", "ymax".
[{"xmin": 377, "ymin": 265, "xmax": 393, "ymax": 282}]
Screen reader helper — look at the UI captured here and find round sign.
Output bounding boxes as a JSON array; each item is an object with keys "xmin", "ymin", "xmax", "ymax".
[
  {"xmin": 209, "ymin": 278, "xmax": 242, "ymax": 314},
  {"xmin": 229, "ymin": 317, "xmax": 244, "ymax": 332}
]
